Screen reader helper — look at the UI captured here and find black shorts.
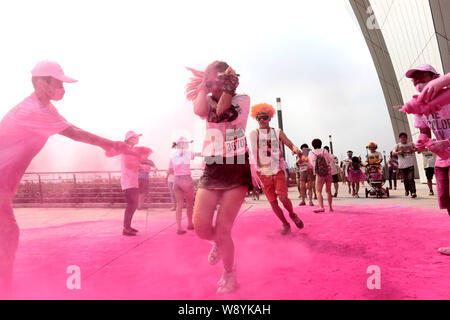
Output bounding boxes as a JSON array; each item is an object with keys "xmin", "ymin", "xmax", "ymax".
[
  {"xmin": 138, "ymin": 179, "xmax": 149, "ymax": 194},
  {"xmin": 425, "ymin": 167, "xmax": 435, "ymax": 181},
  {"xmin": 198, "ymin": 154, "xmax": 253, "ymax": 191},
  {"xmin": 332, "ymin": 174, "xmax": 339, "ymax": 183}
]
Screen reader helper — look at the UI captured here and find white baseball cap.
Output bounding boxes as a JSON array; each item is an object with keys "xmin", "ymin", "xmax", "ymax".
[
  {"xmin": 405, "ymin": 64, "xmax": 439, "ymax": 78},
  {"xmin": 124, "ymin": 131, "xmax": 142, "ymax": 141},
  {"xmin": 176, "ymin": 136, "xmax": 193, "ymax": 144},
  {"xmin": 31, "ymin": 60, "xmax": 77, "ymax": 83}
]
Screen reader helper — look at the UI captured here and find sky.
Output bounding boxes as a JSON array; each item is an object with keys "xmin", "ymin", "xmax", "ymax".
[{"xmin": 0, "ymin": 0, "xmax": 404, "ymax": 172}]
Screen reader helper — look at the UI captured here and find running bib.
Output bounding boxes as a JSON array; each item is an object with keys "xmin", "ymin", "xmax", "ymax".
[{"xmin": 225, "ymin": 128, "xmax": 247, "ymax": 156}]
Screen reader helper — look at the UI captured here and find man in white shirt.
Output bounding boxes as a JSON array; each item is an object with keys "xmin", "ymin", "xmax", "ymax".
[
  {"xmin": 248, "ymin": 103, "xmax": 304, "ymax": 235},
  {"xmin": 392, "ymin": 132, "xmax": 417, "ymax": 198},
  {"xmin": 0, "ymin": 61, "xmax": 131, "ymax": 296},
  {"xmin": 121, "ymin": 131, "xmax": 143, "ymax": 236},
  {"xmin": 405, "ymin": 64, "xmax": 450, "ymax": 255}
]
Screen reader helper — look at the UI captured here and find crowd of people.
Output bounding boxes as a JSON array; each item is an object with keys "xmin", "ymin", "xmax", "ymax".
[{"xmin": 0, "ymin": 60, "xmax": 448, "ymax": 297}]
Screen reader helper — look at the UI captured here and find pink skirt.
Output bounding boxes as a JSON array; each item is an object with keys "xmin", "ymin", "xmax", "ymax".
[{"xmin": 348, "ymin": 169, "xmax": 367, "ymax": 183}]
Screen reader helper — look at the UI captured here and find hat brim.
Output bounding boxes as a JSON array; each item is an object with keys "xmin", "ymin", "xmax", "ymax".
[
  {"xmin": 405, "ymin": 69, "xmax": 420, "ymax": 78},
  {"xmin": 57, "ymin": 75, "xmax": 78, "ymax": 83},
  {"xmin": 405, "ymin": 68, "xmax": 437, "ymax": 79},
  {"xmin": 125, "ymin": 134, "xmax": 142, "ymax": 141}
]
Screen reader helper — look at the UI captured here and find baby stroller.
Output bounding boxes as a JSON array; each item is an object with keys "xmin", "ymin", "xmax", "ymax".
[{"xmin": 365, "ymin": 164, "xmax": 389, "ymax": 198}]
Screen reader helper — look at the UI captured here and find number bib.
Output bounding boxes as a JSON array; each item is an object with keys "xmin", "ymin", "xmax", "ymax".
[{"xmin": 225, "ymin": 128, "xmax": 247, "ymax": 156}]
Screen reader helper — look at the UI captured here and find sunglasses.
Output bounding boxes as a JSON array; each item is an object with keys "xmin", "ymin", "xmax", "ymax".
[{"xmin": 256, "ymin": 115, "xmax": 269, "ymax": 121}]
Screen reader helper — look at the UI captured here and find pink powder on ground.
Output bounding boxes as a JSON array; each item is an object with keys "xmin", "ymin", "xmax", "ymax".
[{"xmin": 11, "ymin": 204, "xmax": 450, "ymax": 300}]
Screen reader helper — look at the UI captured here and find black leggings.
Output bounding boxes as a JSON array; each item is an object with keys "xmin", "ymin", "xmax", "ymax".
[
  {"xmin": 388, "ymin": 167, "xmax": 397, "ymax": 189},
  {"xmin": 399, "ymin": 166, "xmax": 416, "ymax": 194},
  {"xmin": 124, "ymin": 188, "xmax": 139, "ymax": 228}
]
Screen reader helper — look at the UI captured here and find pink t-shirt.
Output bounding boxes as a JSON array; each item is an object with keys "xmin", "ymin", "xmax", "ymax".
[
  {"xmin": 0, "ymin": 93, "xmax": 71, "ymax": 196},
  {"xmin": 121, "ymin": 152, "xmax": 140, "ymax": 190},
  {"xmin": 201, "ymin": 94, "xmax": 251, "ymax": 158},
  {"xmin": 414, "ymin": 103, "xmax": 450, "ymax": 168},
  {"xmin": 169, "ymin": 150, "xmax": 194, "ymax": 176},
  {"xmin": 308, "ymin": 148, "xmax": 331, "ymax": 176}
]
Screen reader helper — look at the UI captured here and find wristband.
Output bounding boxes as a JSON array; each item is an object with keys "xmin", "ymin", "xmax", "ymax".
[{"xmin": 222, "ymin": 85, "xmax": 236, "ymax": 95}]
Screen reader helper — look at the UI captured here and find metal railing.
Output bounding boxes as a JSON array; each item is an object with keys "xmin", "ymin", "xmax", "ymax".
[{"xmin": 15, "ymin": 169, "xmax": 204, "ymax": 204}]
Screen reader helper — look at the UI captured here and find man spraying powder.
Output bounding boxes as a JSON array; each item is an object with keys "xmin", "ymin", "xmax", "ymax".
[
  {"xmin": 248, "ymin": 103, "xmax": 304, "ymax": 235},
  {"xmin": 405, "ymin": 64, "xmax": 450, "ymax": 255},
  {"xmin": 0, "ymin": 60, "xmax": 132, "ymax": 296}
]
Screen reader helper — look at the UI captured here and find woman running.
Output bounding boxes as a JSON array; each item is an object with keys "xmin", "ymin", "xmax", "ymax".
[
  {"xmin": 121, "ymin": 131, "xmax": 145, "ymax": 236},
  {"xmin": 168, "ymin": 137, "xmax": 197, "ymax": 234},
  {"xmin": 186, "ymin": 61, "xmax": 253, "ymax": 294}
]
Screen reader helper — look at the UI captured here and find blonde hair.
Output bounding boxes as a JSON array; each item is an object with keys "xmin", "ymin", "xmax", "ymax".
[
  {"xmin": 251, "ymin": 103, "xmax": 276, "ymax": 119},
  {"xmin": 185, "ymin": 61, "xmax": 229, "ymax": 101}
]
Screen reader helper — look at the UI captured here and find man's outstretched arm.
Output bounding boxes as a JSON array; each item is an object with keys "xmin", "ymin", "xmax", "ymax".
[
  {"xmin": 279, "ymin": 130, "xmax": 301, "ymax": 155},
  {"xmin": 59, "ymin": 125, "xmax": 135, "ymax": 156}
]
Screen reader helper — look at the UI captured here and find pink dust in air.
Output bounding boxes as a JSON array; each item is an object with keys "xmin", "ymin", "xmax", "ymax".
[{"xmin": 10, "ymin": 204, "xmax": 450, "ymax": 300}]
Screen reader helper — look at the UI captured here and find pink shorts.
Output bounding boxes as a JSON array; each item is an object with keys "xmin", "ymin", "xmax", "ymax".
[{"xmin": 435, "ymin": 166, "xmax": 450, "ymax": 210}]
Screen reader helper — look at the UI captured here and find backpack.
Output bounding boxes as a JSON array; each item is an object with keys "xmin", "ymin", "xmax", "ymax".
[{"xmin": 314, "ymin": 150, "xmax": 329, "ymax": 177}]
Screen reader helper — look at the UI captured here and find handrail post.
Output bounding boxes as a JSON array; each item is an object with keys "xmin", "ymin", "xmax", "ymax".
[{"xmin": 38, "ymin": 174, "xmax": 43, "ymax": 204}]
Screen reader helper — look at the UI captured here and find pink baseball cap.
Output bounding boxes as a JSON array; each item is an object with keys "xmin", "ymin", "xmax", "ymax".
[
  {"xmin": 31, "ymin": 60, "xmax": 77, "ymax": 83},
  {"xmin": 124, "ymin": 131, "xmax": 142, "ymax": 141},
  {"xmin": 405, "ymin": 64, "xmax": 439, "ymax": 78}
]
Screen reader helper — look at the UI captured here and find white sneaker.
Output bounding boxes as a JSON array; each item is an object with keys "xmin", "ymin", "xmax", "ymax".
[
  {"xmin": 217, "ymin": 269, "xmax": 237, "ymax": 295},
  {"xmin": 208, "ymin": 242, "xmax": 220, "ymax": 265},
  {"xmin": 217, "ymin": 270, "xmax": 226, "ymax": 286}
]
